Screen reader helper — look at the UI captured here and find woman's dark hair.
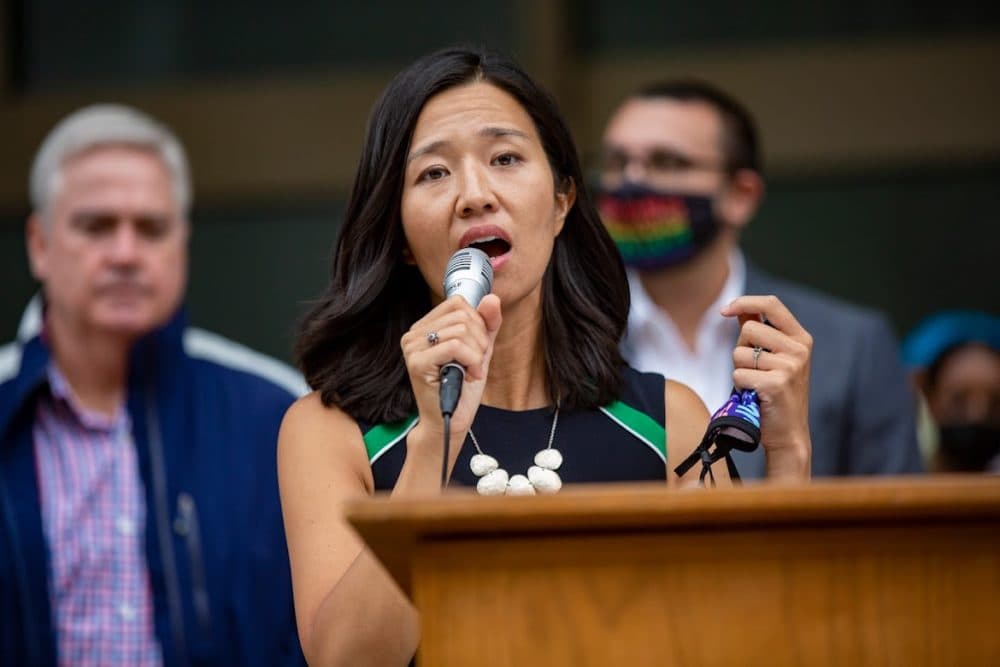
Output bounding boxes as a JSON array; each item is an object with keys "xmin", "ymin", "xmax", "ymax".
[{"xmin": 296, "ymin": 46, "xmax": 629, "ymax": 424}]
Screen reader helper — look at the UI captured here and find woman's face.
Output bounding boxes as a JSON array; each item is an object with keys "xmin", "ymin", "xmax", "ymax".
[{"xmin": 400, "ymin": 81, "xmax": 573, "ymax": 306}]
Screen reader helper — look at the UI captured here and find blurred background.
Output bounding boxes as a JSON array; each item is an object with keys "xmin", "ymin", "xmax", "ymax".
[{"xmin": 1, "ymin": 0, "xmax": 997, "ymax": 362}]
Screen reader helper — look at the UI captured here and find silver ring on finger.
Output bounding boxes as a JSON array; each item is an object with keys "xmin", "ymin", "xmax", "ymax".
[
  {"xmin": 426, "ymin": 330, "xmax": 439, "ymax": 346},
  {"xmin": 752, "ymin": 345, "xmax": 762, "ymax": 370}
]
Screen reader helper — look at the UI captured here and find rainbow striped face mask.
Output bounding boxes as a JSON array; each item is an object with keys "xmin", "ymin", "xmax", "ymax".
[{"xmin": 598, "ymin": 182, "xmax": 720, "ymax": 271}]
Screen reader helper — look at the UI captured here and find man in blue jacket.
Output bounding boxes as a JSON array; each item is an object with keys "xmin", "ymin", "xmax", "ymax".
[
  {"xmin": 0, "ymin": 104, "xmax": 307, "ymax": 665},
  {"xmin": 598, "ymin": 80, "xmax": 922, "ymax": 477}
]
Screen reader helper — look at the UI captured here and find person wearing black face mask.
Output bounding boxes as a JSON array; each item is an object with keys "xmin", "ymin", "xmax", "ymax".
[
  {"xmin": 598, "ymin": 79, "xmax": 923, "ymax": 478},
  {"xmin": 903, "ymin": 311, "xmax": 1000, "ymax": 473},
  {"xmin": 939, "ymin": 423, "xmax": 1000, "ymax": 472}
]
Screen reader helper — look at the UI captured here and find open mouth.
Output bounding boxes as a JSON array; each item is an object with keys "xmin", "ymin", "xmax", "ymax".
[
  {"xmin": 459, "ymin": 225, "xmax": 514, "ymax": 268},
  {"xmin": 466, "ymin": 236, "xmax": 511, "ymax": 259}
]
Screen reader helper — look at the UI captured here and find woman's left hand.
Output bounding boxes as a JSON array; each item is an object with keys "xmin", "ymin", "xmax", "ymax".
[{"xmin": 722, "ymin": 295, "xmax": 813, "ymax": 481}]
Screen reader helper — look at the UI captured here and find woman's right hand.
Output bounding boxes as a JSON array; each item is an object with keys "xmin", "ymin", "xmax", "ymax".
[{"xmin": 400, "ymin": 294, "xmax": 503, "ymax": 471}]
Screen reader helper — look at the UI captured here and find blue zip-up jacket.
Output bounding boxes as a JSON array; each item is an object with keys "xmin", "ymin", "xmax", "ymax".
[{"xmin": 0, "ymin": 304, "xmax": 307, "ymax": 666}]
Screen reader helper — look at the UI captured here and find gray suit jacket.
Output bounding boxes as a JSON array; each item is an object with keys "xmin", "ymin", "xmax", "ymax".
[{"xmin": 729, "ymin": 263, "xmax": 923, "ymax": 478}]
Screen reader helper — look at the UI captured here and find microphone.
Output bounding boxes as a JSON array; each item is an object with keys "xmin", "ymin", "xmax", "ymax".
[{"xmin": 439, "ymin": 247, "xmax": 494, "ymax": 417}]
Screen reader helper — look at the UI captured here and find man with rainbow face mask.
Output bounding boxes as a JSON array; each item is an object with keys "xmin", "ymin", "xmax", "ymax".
[{"xmin": 598, "ymin": 80, "xmax": 923, "ymax": 478}]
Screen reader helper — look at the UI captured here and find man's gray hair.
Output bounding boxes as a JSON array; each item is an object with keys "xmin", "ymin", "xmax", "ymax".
[{"xmin": 30, "ymin": 103, "xmax": 191, "ymax": 217}]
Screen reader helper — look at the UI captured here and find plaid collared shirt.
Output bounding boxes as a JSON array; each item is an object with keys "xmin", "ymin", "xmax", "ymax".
[{"xmin": 34, "ymin": 363, "xmax": 162, "ymax": 666}]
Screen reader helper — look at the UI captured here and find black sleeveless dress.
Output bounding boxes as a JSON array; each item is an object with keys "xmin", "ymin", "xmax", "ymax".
[{"xmin": 363, "ymin": 366, "xmax": 668, "ymax": 490}]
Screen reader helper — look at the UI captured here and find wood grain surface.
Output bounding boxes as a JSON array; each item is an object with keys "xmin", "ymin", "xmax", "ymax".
[{"xmin": 347, "ymin": 476, "xmax": 1000, "ymax": 666}]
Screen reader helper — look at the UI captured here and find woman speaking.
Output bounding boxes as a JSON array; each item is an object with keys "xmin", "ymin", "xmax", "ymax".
[{"xmin": 278, "ymin": 47, "xmax": 813, "ymax": 665}]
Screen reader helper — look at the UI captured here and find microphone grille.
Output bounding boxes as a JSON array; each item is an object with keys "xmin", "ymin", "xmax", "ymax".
[
  {"xmin": 443, "ymin": 248, "xmax": 494, "ymax": 304},
  {"xmin": 445, "ymin": 250, "xmax": 473, "ymax": 274},
  {"xmin": 445, "ymin": 248, "xmax": 493, "ymax": 285}
]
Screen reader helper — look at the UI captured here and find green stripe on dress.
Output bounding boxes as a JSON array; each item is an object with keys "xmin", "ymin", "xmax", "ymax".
[
  {"xmin": 363, "ymin": 414, "xmax": 418, "ymax": 463},
  {"xmin": 599, "ymin": 401, "xmax": 667, "ymax": 462}
]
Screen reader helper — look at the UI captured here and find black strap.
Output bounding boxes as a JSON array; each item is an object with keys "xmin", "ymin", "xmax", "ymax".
[
  {"xmin": 674, "ymin": 426, "xmax": 743, "ymax": 486},
  {"xmin": 674, "ymin": 387, "xmax": 764, "ymax": 486}
]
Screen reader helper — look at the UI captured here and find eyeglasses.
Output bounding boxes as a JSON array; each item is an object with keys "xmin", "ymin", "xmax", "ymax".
[{"xmin": 598, "ymin": 147, "xmax": 727, "ymax": 180}]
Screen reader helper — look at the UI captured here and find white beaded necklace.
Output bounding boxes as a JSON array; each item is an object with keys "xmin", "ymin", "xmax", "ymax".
[{"xmin": 468, "ymin": 406, "xmax": 563, "ymax": 496}]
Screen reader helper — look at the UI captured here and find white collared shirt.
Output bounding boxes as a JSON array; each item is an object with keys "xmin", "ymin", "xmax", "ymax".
[{"xmin": 623, "ymin": 250, "xmax": 746, "ymax": 413}]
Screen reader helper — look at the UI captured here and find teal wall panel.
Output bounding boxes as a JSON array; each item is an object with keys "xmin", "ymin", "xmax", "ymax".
[
  {"xmin": 578, "ymin": 0, "xmax": 1000, "ymax": 51},
  {"xmin": 743, "ymin": 161, "xmax": 999, "ymax": 334},
  {"xmin": 15, "ymin": 0, "xmax": 518, "ymax": 90}
]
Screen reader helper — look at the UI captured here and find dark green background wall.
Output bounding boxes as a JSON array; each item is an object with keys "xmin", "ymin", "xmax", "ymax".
[{"xmin": 2, "ymin": 1, "xmax": 996, "ymax": 363}]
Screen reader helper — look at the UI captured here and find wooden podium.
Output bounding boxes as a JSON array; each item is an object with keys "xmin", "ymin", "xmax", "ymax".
[{"xmin": 346, "ymin": 477, "xmax": 1000, "ymax": 666}]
